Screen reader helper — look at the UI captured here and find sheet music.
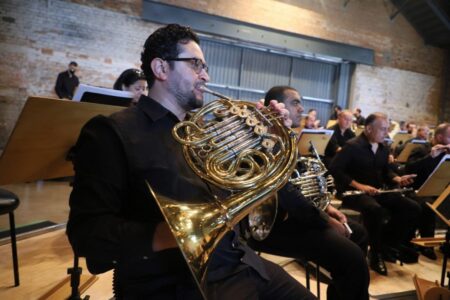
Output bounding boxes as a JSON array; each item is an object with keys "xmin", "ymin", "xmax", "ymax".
[
  {"xmin": 396, "ymin": 139, "xmax": 429, "ymax": 163},
  {"xmin": 391, "ymin": 131, "xmax": 413, "ymax": 150},
  {"xmin": 297, "ymin": 129, "xmax": 334, "ymax": 156}
]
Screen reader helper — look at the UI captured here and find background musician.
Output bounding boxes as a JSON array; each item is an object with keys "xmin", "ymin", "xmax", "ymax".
[
  {"xmin": 113, "ymin": 68, "xmax": 147, "ymax": 105},
  {"xmin": 394, "ymin": 124, "xmax": 430, "ymax": 158},
  {"xmin": 324, "ymin": 109, "xmax": 355, "ymax": 167},
  {"xmin": 67, "ymin": 24, "xmax": 316, "ymax": 299},
  {"xmin": 329, "ymin": 112, "xmax": 421, "ymax": 276},
  {"xmin": 353, "ymin": 108, "xmax": 365, "ymax": 126},
  {"xmin": 248, "ymin": 86, "xmax": 370, "ymax": 300},
  {"xmin": 402, "ymin": 123, "xmax": 450, "ymax": 259}
]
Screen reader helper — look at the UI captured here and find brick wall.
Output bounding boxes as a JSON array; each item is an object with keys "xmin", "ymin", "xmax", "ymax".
[
  {"xmin": 0, "ymin": 0, "xmax": 157, "ymax": 148},
  {"xmin": 0, "ymin": 0, "xmax": 446, "ymax": 148},
  {"xmin": 349, "ymin": 65, "xmax": 441, "ymax": 125}
]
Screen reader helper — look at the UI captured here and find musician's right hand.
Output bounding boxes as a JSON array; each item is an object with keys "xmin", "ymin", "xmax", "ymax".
[
  {"xmin": 257, "ymin": 100, "xmax": 293, "ymax": 128},
  {"xmin": 329, "ymin": 217, "xmax": 350, "ymax": 238},
  {"xmin": 431, "ymin": 144, "xmax": 450, "ymax": 158}
]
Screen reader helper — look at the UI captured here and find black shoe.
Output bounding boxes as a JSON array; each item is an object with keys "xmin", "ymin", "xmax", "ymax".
[
  {"xmin": 421, "ymin": 247, "xmax": 437, "ymax": 260},
  {"xmin": 369, "ymin": 251, "xmax": 388, "ymax": 276},
  {"xmin": 382, "ymin": 247, "xmax": 400, "ymax": 263}
]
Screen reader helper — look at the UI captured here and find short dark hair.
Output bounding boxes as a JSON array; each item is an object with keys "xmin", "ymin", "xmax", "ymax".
[
  {"xmin": 141, "ymin": 24, "xmax": 200, "ymax": 88},
  {"xmin": 264, "ymin": 86, "xmax": 297, "ymax": 106},
  {"xmin": 365, "ymin": 112, "xmax": 387, "ymax": 127},
  {"xmin": 69, "ymin": 61, "xmax": 78, "ymax": 67},
  {"xmin": 113, "ymin": 68, "xmax": 146, "ymax": 90}
]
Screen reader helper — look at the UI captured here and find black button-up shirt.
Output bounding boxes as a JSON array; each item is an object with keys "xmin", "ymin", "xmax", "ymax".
[
  {"xmin": 325, "ymin": 123, "xmax": 356, "ymax": 158},
  {"xmin": 67, "ymin": 96, "xmax": 269, "ymax": 283},
  {"xmin": 329, "ymin": 133, "xmax": 398, "ymax": 193}
]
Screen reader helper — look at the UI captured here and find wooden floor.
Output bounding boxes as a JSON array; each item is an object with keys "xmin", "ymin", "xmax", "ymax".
[
  {"xmin": 0, "ymin": 180, "xmax": 72, "ymax": 230},
  {"xmin": 0, "ymin": 181, "xmax": 447, "ymax": 299}
]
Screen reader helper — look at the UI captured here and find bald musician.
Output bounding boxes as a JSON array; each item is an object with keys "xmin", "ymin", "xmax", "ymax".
[{"xmin": 324, "ymin": 110, "xmax": 355, "ymax": 166}]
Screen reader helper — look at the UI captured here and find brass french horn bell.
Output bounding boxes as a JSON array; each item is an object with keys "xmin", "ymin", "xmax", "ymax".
[{"xmin": 147, "ymin": 86, "xmax": 298, "ymax": 298}]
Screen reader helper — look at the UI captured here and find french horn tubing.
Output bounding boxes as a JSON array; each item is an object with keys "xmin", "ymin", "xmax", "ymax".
[{"xmin": 248, "ymin": 141, "xmax": 335, "ymax": 241}]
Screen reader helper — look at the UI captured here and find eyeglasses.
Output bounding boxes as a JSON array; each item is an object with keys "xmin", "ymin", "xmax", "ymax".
[{"xmin": 163, "ymin": 57, "xmax": 209, "ymax": 74}]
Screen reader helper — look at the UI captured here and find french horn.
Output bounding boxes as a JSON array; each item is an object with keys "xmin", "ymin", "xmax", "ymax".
[
  {"xmin": 147, "ymin": 86, "xmax": 298, "ymax": 298},
  {"xmin": 290, "ymin": 142, "xmax": 335, "ymax": 210},
  {"xmin": 248, "ymin": 142, "xmax": 335, "ymax": 241}
]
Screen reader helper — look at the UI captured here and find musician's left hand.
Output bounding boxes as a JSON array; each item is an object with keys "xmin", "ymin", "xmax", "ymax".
[
  {"xmin": 326, "ymin": 205, "xmax": 347, "ymax": 224},
  {"xmin": 393, "ymin": 174, "xmax": 416, "ymax": 187},
  {"xmin": 256, "ymin": 99, "xmax": 293, "ymax": 128}
]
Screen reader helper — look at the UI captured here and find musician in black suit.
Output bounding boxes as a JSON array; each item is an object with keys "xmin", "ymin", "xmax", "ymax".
[
  {"xmin": 248, "ymin": 86, "xmax": 370, "ymax": 300},
  {"xmin": 394, "ymin": 125, "xmax": 430, "ymax": 158},
  {"xmin": 329, "ymin": 112, "xmax": 421, "ymax": 276},
  {"xmin": 403, "ymin": 123, "xmax": 450, "ymax": 259},
  {"xmin": 324, "ymin": 110, "xmax": 355, "ymax": 167},
  {"xmin": 353, "ymin": 108, "xmax": 365, "ymax": 126}
]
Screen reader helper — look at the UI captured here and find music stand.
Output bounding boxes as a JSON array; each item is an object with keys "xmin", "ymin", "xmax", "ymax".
[
  {"xmin": 326, "ymin": 119, "xmax": 337, "ymax": 128},
  {"xmin": 414, "ymin": 154, "xmax": 450, "ymax": 287},
  {"xmin": 354, "ymin": 126, "xmax": 364, "ymax": 136},
  {"xmin": 0, "ymin": 97, "xmax": 123, "ymax": 185},
  {"xmin": 416, "ymin": 154, "xmax": 450, "ymax": 198},
  {"xmin": 297, "ymin": 129, "xmax": 334, "ymax": 156},
  {"xmin": 73, "ymin": 84, "xmax": 133, "ymax": 107},
  {"xmin": 0, "ymin": 97, "xmax": 124, "ymax": 298},
  {"xmin": 396, "ymin": 140, "xmax": 429, "ymax": 163},
  {"xmin": 391, "ymin": 131, "xmax": 413, "ymax": 150}
]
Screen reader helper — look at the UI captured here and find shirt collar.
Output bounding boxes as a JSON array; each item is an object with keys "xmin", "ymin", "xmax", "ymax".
[
  {"xmin": 137, "ymin": 95, "xmax": 176, "ymax": 122},
  {"xmin": 360, "ymin": 132, "xmax": 385, "ymax": 150}
]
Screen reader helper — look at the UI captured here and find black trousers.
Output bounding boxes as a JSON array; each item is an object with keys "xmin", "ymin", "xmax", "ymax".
[
  {"xmin": 410, "ymin": 195, "xmax": 436, "ymax": 238},
  {"xmin": 248, "ymin": 219, "xmax": 369, "ymax": 300},
  {"xmin": 342, "ymin": 193, "xmax": 422, "ymax": 252},
  {"xmin": 115, "ymin": 255, "xmax": 316, "ymax": 300}
]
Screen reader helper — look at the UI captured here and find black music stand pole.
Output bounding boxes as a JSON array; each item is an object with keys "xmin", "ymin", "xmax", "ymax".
[{"xmin": 67, "ymin": 254, "xmax": 90, "ymax": 300}]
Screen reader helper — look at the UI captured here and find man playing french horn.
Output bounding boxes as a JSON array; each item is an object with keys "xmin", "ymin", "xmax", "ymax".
[
  {"xmin": 247, "ymin": 86, "xmax": 370, "ymax": 300},
  {"xmin": 67, "ymin": 24, "xmax": 316, "ymax": 299}
]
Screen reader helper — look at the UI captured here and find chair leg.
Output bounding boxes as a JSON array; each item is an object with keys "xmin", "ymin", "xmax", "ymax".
[
  {"xmin": 316, "ymin": 264, "xmax": 320, "ymax": 299},
  {"xmin": 305, "ymin": 261, "xmax": 310, "ymax": 290},
  {"xmin": 9, "ymin": 212, "xmax": 19, "ymax": 286}
]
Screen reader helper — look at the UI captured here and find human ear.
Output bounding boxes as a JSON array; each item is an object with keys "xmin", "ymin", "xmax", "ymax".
[{"xmin": 150, "ymin": 58, "xmax": 168, "ymax": 80}]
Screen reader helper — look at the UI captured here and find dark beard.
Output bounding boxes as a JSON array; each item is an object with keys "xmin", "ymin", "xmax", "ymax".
[{"xmin": 187, "ymin": 94, "xmax": 203, "ymax": 110}]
